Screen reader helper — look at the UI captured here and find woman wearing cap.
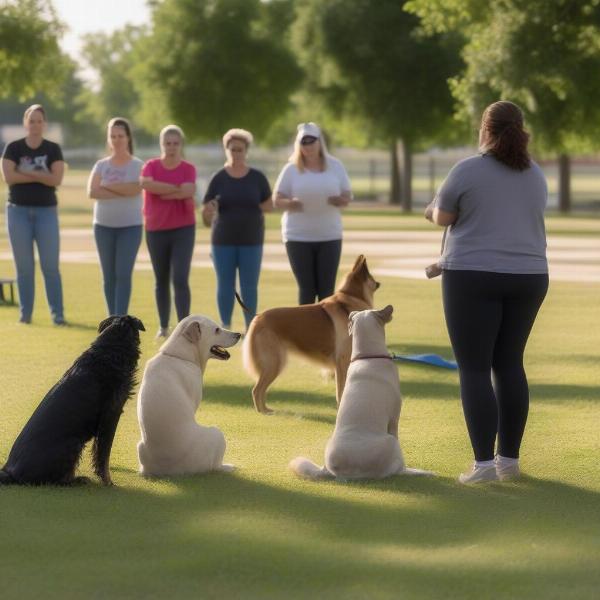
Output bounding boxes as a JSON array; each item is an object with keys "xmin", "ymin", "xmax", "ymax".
[
  {"xmin": 273, "ymin": 122, "xmax": 352, "ymax": 305},
  {"xmin": 87, "ymin": 117, "xmax": 144, "ymax": 316},
  {"xmin": 140, "ymin": 125, "xmax": 197, "ymax": 338},
  {"xmin": 201, "ymin": 129, "xmax": 272, "ymax": 330},
  {"xmin": 1, "ymin": 104, "xmax": 66, "ymax": 325},
  {"xmin": 425, "ymin": 101, "xmax": 548, "ymax": 484}
]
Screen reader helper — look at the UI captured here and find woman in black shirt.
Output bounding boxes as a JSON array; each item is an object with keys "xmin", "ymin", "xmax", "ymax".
[
  {"xmin": 1, "ymin": 104, "xmax": 66, "ymax": 325},
  {"xmin": 202, "ymin": 129, "xmax": 272, "ymax": 330}
]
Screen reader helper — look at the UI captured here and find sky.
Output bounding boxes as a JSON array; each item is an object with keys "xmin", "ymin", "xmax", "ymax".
[{"xmin": 52, "ymin": 0, "xmax": 151, "ymax": 78}]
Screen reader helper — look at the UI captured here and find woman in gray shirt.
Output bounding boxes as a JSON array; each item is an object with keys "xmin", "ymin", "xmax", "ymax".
[
  {"xmin": 87, "ymin": 118, "xmax": 143, "ymax": 316},
  {"xmin": 426, "ymin": 101, "xmax": 549, "ymax": 484}
]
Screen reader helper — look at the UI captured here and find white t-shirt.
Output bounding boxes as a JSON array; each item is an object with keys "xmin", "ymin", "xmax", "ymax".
[
  {"xmin": 91, "ymin": 157, "xmax": 144, "ymax": 228},
  {"xmin": 273, "ymin": 156, "xmax": 351, "ymax": 242}
]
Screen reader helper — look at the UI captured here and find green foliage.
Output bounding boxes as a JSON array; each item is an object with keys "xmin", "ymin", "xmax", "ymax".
[
  {"xmin": 0, "ymin": 0, "xmax": 70, "ymax": 101},
  {"xmin": 0, "ymin": 57, "xmax": 102, "ymax": 147},
  {"xmin": 78, "ymin": 25, "xmax": 153, "ymax": 143},
  {"xmin": 132, "ymin": 0, "xmax": 302, "ymax": 141},
  {"xmin": 292, "ymin": 0, "xmax": 466, "ymax": 149},
  {"xmin": 407, "ymin": 0, "xmax": 600, "ymax": 154}
]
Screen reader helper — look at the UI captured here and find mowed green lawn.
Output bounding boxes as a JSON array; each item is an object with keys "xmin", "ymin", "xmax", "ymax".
[{"xmin": 0, "ymin": 256, "xmax": 599, "ymax": 599}]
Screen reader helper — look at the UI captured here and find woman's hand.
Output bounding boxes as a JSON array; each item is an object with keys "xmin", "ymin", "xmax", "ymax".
[
  {"xmin": 287, "ymin": 198, "xmax": 303, "ymax": 212},
  {"xmin": 328, "ymin": 195, "xmax": 349, "ymax": 207},
  {"xmin": 424, "ymin": 201, "xmax": 435, "ymax": 222},
  {"xmin": 201, "ymin": 199, "xmax": 217, "ymax": 227},
  {"xmin": 274, "ymin": 193, "xmax": 303, "ymax": 212}
]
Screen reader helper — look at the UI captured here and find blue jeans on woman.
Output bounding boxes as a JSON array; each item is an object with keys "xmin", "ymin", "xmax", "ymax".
[
  {"xmin": 94, "ymin": 224, "xmax": 143, "ymax": 316},
  {"xmin": 6, "ymin": 203, "xmax": 64, "ymax": 324},
  {"xmin": 211, "ymin": 244, "xmax": 263, "ymax": 329}
]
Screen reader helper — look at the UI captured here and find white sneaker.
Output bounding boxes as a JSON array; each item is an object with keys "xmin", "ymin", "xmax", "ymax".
[
  {"xmin": 155, "ymin": 327, "xmax": 170, "ymax": 340},
  {"xmin": 458, "ymin": 464, "xmax": 499, "ymax": 484},
  {"xmin": 495, "ymin": 456, "xmax": 520, "ymax": 481}
]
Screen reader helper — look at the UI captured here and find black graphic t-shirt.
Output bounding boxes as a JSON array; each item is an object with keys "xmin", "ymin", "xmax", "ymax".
[{"xmin": 2, "ymin": 138, "xmax": 64, "ymax": 206}]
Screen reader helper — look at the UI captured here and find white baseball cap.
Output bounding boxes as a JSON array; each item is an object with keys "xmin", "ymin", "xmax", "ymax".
[{"xmin": 296, "ymin": 122, "xmax": 321, "ymax": 142}]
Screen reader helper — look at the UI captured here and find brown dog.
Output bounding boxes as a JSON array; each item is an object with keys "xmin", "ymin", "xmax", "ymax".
[{"xmin": 242, "ymin": 255, "xmax": 380, "ymax": 414}]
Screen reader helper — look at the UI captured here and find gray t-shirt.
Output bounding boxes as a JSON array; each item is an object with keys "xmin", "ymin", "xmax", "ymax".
[
  {"xmin": 91, "ymin": 157, "xmax": 144, "ymax": 227},
  {"xmin": 434, "ymin": 154, "xmax": 548, "ymax": 274}
]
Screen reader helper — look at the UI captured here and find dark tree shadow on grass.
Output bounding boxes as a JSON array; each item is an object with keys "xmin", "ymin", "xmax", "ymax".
[
  {"xmin": 203, "ymin": 383, "xmax": 337, "ymax": 425},
  {"xmin": 1, "ymin": 471, "xmax": 599, "ymax": 598}
]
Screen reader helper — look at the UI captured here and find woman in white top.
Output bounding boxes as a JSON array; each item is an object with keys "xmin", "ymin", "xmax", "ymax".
[
  {"xmin": 87, "ymin": 118, "xmax": 143, "ymax": 316},
  {"xmin": 273, "ymin": 122, "xmax": 352, "ymax": 304}
]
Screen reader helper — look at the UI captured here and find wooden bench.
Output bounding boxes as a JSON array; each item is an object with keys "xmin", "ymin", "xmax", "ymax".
[{"xmin": 0, "ymin": 278, "xmax": 16, "ymax": 305}]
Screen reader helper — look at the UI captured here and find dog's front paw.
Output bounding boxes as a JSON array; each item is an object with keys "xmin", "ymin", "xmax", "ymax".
[
  {"xmin": 71, "ymin": 476, "xmax": 92, "ymax": 486},
  {"xmin": 219, "ymin": 464, "xmax": 236, "ymax": 473}
]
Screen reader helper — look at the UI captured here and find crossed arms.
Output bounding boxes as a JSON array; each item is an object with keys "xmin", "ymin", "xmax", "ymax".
[{"xmin": 1, "ymin": 158, "xmax": 65, "ymax": 188}]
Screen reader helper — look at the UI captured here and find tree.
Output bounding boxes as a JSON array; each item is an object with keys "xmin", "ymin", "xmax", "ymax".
[
  {"xmin": 0, "ymin": 57, "xmax": 101, "ymax": 147},
  {"xmin": 78, "ymin": 25, "xmax": 153, "ymax": 143},
  {"xmin": 0, "ymin": 0, "xmax": 70, "ymax": 100},
  {"xmin": 407, "ymin": 0, "xmax": 600, "ymax": 212},
  {"xmin": 293, "ymin": 0, "xmax": 464, "ymax": 210},
  {"xmin": 132, "ymin": 0, "xmax": 302, "ymax": 141}
]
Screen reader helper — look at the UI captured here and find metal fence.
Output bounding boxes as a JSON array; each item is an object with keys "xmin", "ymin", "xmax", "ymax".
[{"xmin": 63, "ymin": 146, "xmax": 600, "ymax": 210}]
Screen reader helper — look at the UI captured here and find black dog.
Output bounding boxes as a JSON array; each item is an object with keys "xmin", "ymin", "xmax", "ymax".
[{"xmin": 0, "ymin": 315, "xmax": 144, "ymax": 486}]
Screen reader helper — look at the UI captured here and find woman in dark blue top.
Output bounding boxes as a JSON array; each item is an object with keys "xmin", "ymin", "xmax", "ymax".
[{"xmin": 202, "ymin": 129, "xmax": 272, "ymax": 329}]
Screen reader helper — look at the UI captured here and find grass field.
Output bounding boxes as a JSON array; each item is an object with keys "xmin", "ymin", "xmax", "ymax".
[{"xmin": 1, "ymin": 255, "xmax": 599, "ymax": 599}]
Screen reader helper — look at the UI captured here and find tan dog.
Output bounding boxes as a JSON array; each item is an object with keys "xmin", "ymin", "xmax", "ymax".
[
  {"xmin": 289, "ymin": 306, "xmax": 433, "ymax": 480},
  {"xmin": 137, "ymin": 315, "xmax": 241, "ymax": 477},
  {"xmin": 243, "ymin": 255, "xmax": 379, "ymax": 414}
]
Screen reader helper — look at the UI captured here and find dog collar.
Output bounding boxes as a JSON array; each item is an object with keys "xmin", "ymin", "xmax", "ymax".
[{"xmin": 350, "ymin": 354, "xmax": 393, "ymax": 363}]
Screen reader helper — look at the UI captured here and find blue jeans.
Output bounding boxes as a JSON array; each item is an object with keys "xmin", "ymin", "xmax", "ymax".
[
  {"xmin": 211, "ymin": 244, "xmax": 263, "ymax": 328},
  {"xmin": 94, "ymin": 224, "xmax": 143, "ymax": 316},
  {"xmin": 6, "ymin": 203, "xmax": 64, "ymax": 323}
]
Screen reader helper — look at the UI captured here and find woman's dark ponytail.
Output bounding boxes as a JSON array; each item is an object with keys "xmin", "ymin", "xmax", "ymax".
[{"xmin": 479, "ymin": 101, "xmax": 531, "ymax": 171}]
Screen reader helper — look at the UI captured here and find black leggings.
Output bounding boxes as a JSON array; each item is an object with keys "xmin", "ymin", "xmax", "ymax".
[
  {"xmin": 285, "ymin": 240, "xmax": 342, "ymax": 305},
  {"xmin": 442, "ymin": 270, "xmax": 548, "ymax": 461},
  {"xmin": 146, "ymin": 225, "xmax": 196, "ymax": 328}
]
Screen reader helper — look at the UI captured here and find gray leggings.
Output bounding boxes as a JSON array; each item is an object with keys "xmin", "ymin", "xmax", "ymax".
[
  {"xmin": 146, "ymin": 225, "xmax": 195, "ymax": 328},
  {"xmin": 285, "ymin": 239, "xmax": 342, "ymax": 305}
]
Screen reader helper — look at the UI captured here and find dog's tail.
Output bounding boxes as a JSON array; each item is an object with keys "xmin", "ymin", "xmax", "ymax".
[
  {"xmin": 398, "ymin": 466, "xmax": 436, "ymax": 477},
  {"xmin": 234, "ymin": 291, "xmax": 250, "ymax": 313},
  {"xmin": 289, "ymin": 457, "xmax": 334, "ymax": 481},
  {"xmin": 0, "ymin": 469, "xmax": 15, "ymax": 485}
]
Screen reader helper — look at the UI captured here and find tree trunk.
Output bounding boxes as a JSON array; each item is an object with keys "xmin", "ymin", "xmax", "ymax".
[
  {"xmin": 400, "ymin": 139, "xmax": 412, "ymax": 212},
  {"xmin": 390, "ymin": 139, "xmax": 401, "ymax": 205},
  {"xmin": 558, "ymin": 154, "xmax": 571, "ymax": 213}
]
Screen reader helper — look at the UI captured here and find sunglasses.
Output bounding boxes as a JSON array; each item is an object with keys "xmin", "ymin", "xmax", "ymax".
[{"xmin": 300, "ymin": 136, "xmax": 318, "ymax": 145}]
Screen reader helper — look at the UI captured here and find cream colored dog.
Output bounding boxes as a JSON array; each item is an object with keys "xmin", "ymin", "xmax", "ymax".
[
  {"xmin": 137, "ymin": 315, "xmax": 241, "ymax": 477},
  {"xmin": 289, "ymin": 306, "xmax": 432, "ymax": 480}
]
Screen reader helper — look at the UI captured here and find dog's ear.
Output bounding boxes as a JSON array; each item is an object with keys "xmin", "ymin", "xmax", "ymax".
[
  {"xmin": 374, "ymin": 305, "xmax": 393, "ymax": 324},
  {"xmin": 127, "ymin": 316, "xmax": 145, "ymax": 332},
  {"xmin": 352, "ymin": 255, "xmax": 366, "ymax": 273},
  {"xmin": 98, "ymin": 316, "xmax": 119, "ymax": 333},
  {"xmin": 183, "ymin": 321, "xmax": 202, "ymax": 343}
]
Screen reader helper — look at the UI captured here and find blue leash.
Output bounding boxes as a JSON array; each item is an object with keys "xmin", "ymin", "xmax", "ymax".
[{"xmin": 390, "ymin": 353, "xmax": 458, "ymax": 370}]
